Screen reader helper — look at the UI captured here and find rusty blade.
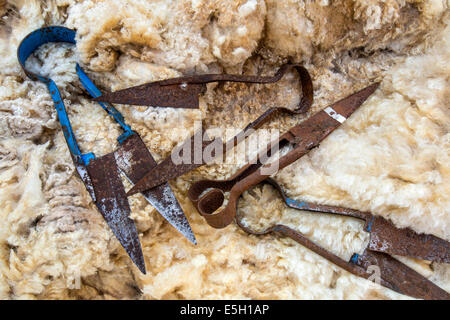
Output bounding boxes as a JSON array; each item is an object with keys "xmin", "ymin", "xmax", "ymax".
[
  {"xmin": 188, "ymin": 83, "xmax": 380, "ymax": 229},
  {"xmin": 115, "ymin": 134, "xmax": 196, "ymax": 244},
  {"xmin": 353, "ymin": 249, "xmax": 450, "ymax": 300},
  {"xmin": 284, "ymin": 83, "xmax": 381, "ymax": 162},
  {"xmin": 126, "ymin": 65, "xmax": 314, "ymax": 196},
  {"xmin": 235, "ymin": 180, "xmax": 449, "ymax": 300},
  {"xmin": 278, "ymin": 226, "xmax": 449, "ymax": 299},
  {"xmin": 92, "ymin": 64, "xmax": 311, "ymax": 108},
  {"xmin": 86, "ymin": 152, "xmax": 146, "ymax": 274},
  {"xmin": 126, "ymin": 130, "xmax": 214, "ymax": 196},
  {"xmin": 93, "ymin": 83, "xmax": 206, "ymax": 109},
  {"xmin": 277, "ymin": 180, "xmax": 450, "ymax": 263},
  {"xmin": 366, "ymin": 216, "xmax": 450, "ymax": 263}
]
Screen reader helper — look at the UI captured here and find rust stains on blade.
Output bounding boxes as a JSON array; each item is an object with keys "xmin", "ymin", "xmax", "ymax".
[
  {"xmin": 127, "ymin": 158, "xmax": 203, "ymax": 196},
  {"xmin": 328, "ymin": 82, "xmax": 379, "ymax": 118},
  {"xmin": 127, "ymin": 65, "xmax": 314, "ymax": 195},
  {"xmin": 86, "ymin": 152, "xmax": 146, "ymax": 274},
  {"xmin": 367, "ymin": 216, "xmax": 450, "ymax": 263},
  {"xmin": 353, "ymin": 249, "xmax": 450, "ymax": 300},
  {"xmin": 73, "ymin": 158, "xmax": 96, "ymax": 202},
  {"xmin": 93, "ymin": 64, "xmax": 313, "ymax": 109},
  {"xmin": 115, "ymin": 134, "xmax": 196, "ymax": 244},
  {"xmin": 93, "ymin": 83, "xmax": 206, "ymax": 108},
  {"xmin": 142, "ymin": 182, "xmax": 197, "ymax": 245},
  {"xmin": 187, "ymin": 83, "xmax": 380, "ymax": 229},
  {"xmin": 233, "ymin": 179, "xmax": 450, "ymax": 300},
  {"xmin": 126, "ymin": 131, "xmax": 212, "ymax": 197},
  {"xmin": 288, "ymin": 83, "xmax": 380, "ymax": 151}
]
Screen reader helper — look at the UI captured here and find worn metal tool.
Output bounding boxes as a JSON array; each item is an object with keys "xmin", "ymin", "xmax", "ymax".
[
  {"xmin": 187, "ymin": 84, "xmax": 450, "ymax": 299},
  {"xmin": 93, "ymin": 63, "xmax": 312, "ymax": 109},
  {"xmin": 188, "ymin": 83, "xmax": 380, "ymax": 228},
  {"xmin": 18, "ymin": 26, "xmax": 196, "ymax": 274},
  {"xmin": 234, "ymin": 178, "xmax": 450, "ymax": 300},
  {"xmin": 126, "ymin": 64, "xmax": 313, "ymax": 196}
]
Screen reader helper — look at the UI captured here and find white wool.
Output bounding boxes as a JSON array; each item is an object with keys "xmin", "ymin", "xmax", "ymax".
[
  {"xmin": 239, "ymin": 0, "xmax": 258, "ymax": 17},
  {"xmin": 0, "ymin": 0, "xmax": 448, "ymax": 300}
]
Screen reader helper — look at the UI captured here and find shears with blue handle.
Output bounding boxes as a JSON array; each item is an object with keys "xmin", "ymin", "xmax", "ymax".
[{"xmin": 18, "ymin": 26, "xmax": 197, "ymax": 274}]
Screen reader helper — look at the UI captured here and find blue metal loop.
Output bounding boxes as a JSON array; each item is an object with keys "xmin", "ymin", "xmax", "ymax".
[{"xmin": 17, "ymin": 26, "xmax": 134, "ymax": 165}]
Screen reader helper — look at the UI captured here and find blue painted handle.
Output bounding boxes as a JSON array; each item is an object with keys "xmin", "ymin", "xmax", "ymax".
[
  {"xmin": 75, "ymin": 65, "xmax": 134, "ymax": 142},
  {"xmin": 17, "ymin": 26, "xmax": 134, "ymax": 165},
  {"xmin": 18, "ymin": 27, "xmax": 84, "ymax": 162}
]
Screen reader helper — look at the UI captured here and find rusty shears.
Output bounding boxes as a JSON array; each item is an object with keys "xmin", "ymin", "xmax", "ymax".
[
  {"xmin": 17, "ymin": 26, "xmax": 197, "ymax": 274},
  {"xmin": 17, "ymin": 27, "xmax": 450, "ymax": 299},
  {"xmin": 234, "ymin": 179, "xmax": 450, "ymax": 300},
  {"xmin": 121, "ymin": 64, "xmax": 314, "ymax": 195},
  {"xmin": 97, "ymin": 59, "xmax": 450, "ymax": 299},
  {"xmin": 186, "ymin": 85, "xmax": 450, "ymax": 299}
]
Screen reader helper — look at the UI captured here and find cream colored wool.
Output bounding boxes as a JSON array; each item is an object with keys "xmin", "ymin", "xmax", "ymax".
[{"xmin": 0, "ymin": 0, "xmax": 448, "ymax": 299}]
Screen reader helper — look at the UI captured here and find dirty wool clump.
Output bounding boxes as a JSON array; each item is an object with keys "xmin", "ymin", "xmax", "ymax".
[{"xmin": 0, "ymin": 0, "xmax": 449, "ymax": 299}]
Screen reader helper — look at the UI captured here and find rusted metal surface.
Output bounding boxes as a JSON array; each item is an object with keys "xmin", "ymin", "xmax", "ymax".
[
  {"xmin": 94, "ymin": 82, "xmax": 206, "ymax": 109},
  {"xmin": 73, "ymin": 155, "xmax": 96, "ymax": 202},
  {"xmin": 93, "ymin": 64, "xmax": 313, "ymax": 109},
  {"xmin": 126, "ymin": 64, "xmax": 313, "ymax": 196},
  {"xmin": 273, "ymin": 179, "xmax": 450, "ymax": 263},
  {"xmin": 188, "ymin": 83, "xmax": 380, "ymax": 228},
  {"xmin": 233, "ymin": 178, "xmax": 450, "ymax": 300},
  {"xmin": 367, "ymin": 216, "xmax": 450, "ymax": 263},
  {"xmin": 86, "ymin": 153, "xmax": 146, "ymax": 274},
  {"xmin": 186, "ymin": 81, "xmax": 450, "ymax": 298},
  {"xmin": 353, "ymin": 249, "xmax": 450, "ymax": 300},
  {"xmin": 18, "ymin": 27, "xmax": 196, "ymax": 274},
  {"xmin": 116, "ymin": 134, "xmax": 196, "ymax": 244},
  {"xmin": 19, "ymin": 27, "xmax": 450, "ymax": 298}
]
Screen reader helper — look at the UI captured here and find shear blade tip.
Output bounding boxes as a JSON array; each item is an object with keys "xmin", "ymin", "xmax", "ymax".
[
  {"xmin": 134, "ymin": 260, "xmax": 147, "ymax": 274},
  {"xmin": 189, "ymin": 237, "xmax": 198, "ymax": 245},
  {"xmin": 367, "ymin": 82, "xmax": 380, "ymax": 92},
  {"xmin": 126, "ymin": 187, "xmax": 138, "ymax": 197},
  {"xmin": 126, "ymin": 246, "xmax": 146, "ymax": 274},
  {"xmin": 181, "ymin": 228, "xmax": 197, "ymax": 245}
]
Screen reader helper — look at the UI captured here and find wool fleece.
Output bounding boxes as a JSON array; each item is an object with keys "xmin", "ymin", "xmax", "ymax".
[{"xmin": 0, "ymin": 0, "xmax": 448, "ymax": 299}]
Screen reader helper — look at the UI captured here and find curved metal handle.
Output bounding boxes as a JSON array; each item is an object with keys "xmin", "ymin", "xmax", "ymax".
[
  {"xmin": 94, "ymin": 63, "xmax": 314, "ymax": 110},
  {"xmin": 126, "ymin": 64, "xmax": 314, "ymax": 196},
  {"xmin": 17, "ymin": 27, "xmax": 83, "ymax": 163},
  {"xmin": 188, "ymin": 162, "xmax": 274, "ymax": 228},
  {"xmin": 17, "ymin": 26, "xmax": 136, "ymax": 166},
  {"xmin": 75, "ymin": 65, "xmax": 134, "ymax": 143}
]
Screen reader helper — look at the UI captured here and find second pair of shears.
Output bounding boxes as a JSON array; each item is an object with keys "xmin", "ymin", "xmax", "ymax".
[
  {"xmin": 185, "ymin": 84, "xmax": 449, "ymax": 299},
  {"xmin": 17, "ymin": 27, "xmax": 197, "ymax": 274}
]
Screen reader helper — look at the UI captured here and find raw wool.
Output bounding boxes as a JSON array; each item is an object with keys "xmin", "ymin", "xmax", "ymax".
[
  {"xmin": 65, "ymin": 0, "xmax": 266, "ymax": 72},
  {"xmin": 0, "ymin": 0, "xmax": 449, "ymax": 300},
  {"xmin": 264, "ymin": 0, "xmax": 447, "ymax": 63},
  {"xmin": 0, "ymin": 0, "xmax": 72, "ymax": 75},
  {"xmin": 275, "ymin": 21, "xmax": 450, "ymax": 240}
]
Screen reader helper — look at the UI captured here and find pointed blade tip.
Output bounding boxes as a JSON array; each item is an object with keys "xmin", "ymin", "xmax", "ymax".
[
  {"xmin": 365, "ymin": 82, "xmax": 380, "ymax": 95},
  {"xmin": 127, "ymin": 186, "xmax": 139, "ymax": 197},
  {"xmin": 138, "ymin": 264, "xmax": 147, "ymax": 275},
  {"xmin": 126, "ymin": 183, "xmax": 143, "ymax": 196},
  {"xmin": 130, "ymin": 251, "xmax": 147, "ymax": 274},
  {"xmin": 138, "ymin": 184, "xmax": 198, "ymax": 246},
  {"xmin": 187, "ymin": 233, "xmax": 197, "ymax": 245}
]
